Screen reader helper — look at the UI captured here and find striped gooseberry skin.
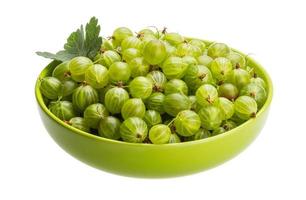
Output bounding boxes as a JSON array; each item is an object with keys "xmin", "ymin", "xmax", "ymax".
[
  {"xmin": 48, "ymin": 101, "xmax": 77, "ymax": 121},
  {"xmin": 207, "ymin": 42, "xmax": 231, "ymax": 58},
  {"xmin": 128, "ymin": 76, "xmax": 153, "ymax": 100},
  {"xmin": 83, "ymin": 103, "xmax": 109, "ymax": 129},
  {"xmin": 143, "ymin": 40, "xmax": 167, "ymax": 65},
  {"xmin": 69, "ymin": 56, "xmax": 93, "ymax": 82},
  {"xmin": 69, "ymin": 117, "xmax": 90, "ymax": 132},
  {"xmin": 198, "ymin": 105, "xmax": 223, "ymax": 130},
  {"xmin": 174, "ymin": 110, "xmax": 201, "ymax": 137},
  {"xmin": 40, "ymin": 77, "xmax": 62, "ymax": 100},
  {"xmin": 95, "ymin": 50, "xmax": 121, "ymax": 68},
  {"xmin": 121, "ymin": 98, "xmax": 146, "ymax": 120},
  {"xmin": 162, "ymin": 56, "xmax": 188, "ymax": 80},
  {"xmin": 149, "ymin": 124, "xmax": 171, "ymax": 144},
  {"xmin": 98, "ymin": 116, "xmax": 121, "ymax": 140},
  {"xmin": 104, "ymin": 87, "xmax": 129, "ymax": 114},
  {"xmin": 85, "ymin": 64, "xmax": 109, "ymax": 89},
  {"xmin": 120, "ymin": 117, "xmax": 148, "ymax": 143},
  {"xmin": 234, "ymin": 96, "xmax": 258, "ymax": 120},
  {"xmin": 72, "ymin": 84, "xmax": 99, "ymax": 112},
  {"xmin": 163, "ymin": 93, "xmax": 191, "ymax": 117}
]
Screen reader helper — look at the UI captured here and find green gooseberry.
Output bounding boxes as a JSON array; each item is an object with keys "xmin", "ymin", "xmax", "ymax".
[
  {"xmin": 145, "ymin": 92, "xmax": 165, "ymax": 114},
  {"xmin": 143, "ymin": 39, "xmax": 167, "ymax": 65},
  {"xmin": 212, "ymin": 127, "xmax": 227, "ymax": 136},
  {"xmin": 184, "ymin": 65, "xmax": 213, "ymax": 92},
  {"xmin": 210, "ymin": 57, "xmax": 233, "ymax": 81},
  {"xmin": 176, "ymin": 43, "xmax": 202, "ymax": 57},
  {"xmin": 61, "ymin": 78, "xmax": 78, "ymax": 97},
  {"xmin": 72, "ymin": 84, "xmax": 99, "ymax": 112},
  {"xmin": 101, "ymin": 38, "xmax": 114, "ymax": 51},
  {"xmin": 250, "ymin": 76, "xmax": 267, "ymax": 89},
  {"xmin": 198, "ymin": 105, "xmax": 223, "ymax": 130},
  {"xmin": 182, "ymin": 56, "xmax": 198, "ymax": 66},
  {"xmin": 240, "ymin": 83, "xmax": 267, "ymax": 108},
  {"xmin": 234, "ymin": 96, "xmax": 258, "ymax": 120},
  {"xmin": 149, "ymin": 124, "xmax": 171, "ymax": 144},
  {"xmin": 197, "ymin": 55, "xmax": 213, "ymax": 67},
  {"xmin": 112, "ymin": 27, "xmax": 133, "ymax": 46},
  {"xmin": 164, "ymin": 79, "xmax": 188, "ymax": 95},
  {"xmin": 120, "ymin": 117, "xmax": 148, "ymax": 143},
  {"xmin": 162, "ymin": 56, "xmax": 188, "ymax": 79},
  {"xmin": 69, "ymin": 56, "xmax": 93, "ymax": 82},
  {"xmin": 189, "ymin": 39, "xmax": 206, "ymax": 52},
  {"xmin": 192, "ymin": 128, "xmax": 211, "ymax": 140},
  {"xmin": 174, "ymin": 110, "xmax": 201, "ymax": 137},
  {"xmin": 48, "ymin": 101, "xmax": 76, "ymax": 121},
  {"xmin": 218, "ymin": 83, "xmax": 239, "ymax": 100},
  {"xmin": 195, "ymin": 84, "xmax": 219, "ymax": 106},
  {"xmin": 108, "ymin": 61, "xmax": 131, "ymax": 84},
  {"xmin": 222, "ymin": 120, "xmax": 237, "ymax": 131},
  {"xmin": 168, "ymin": 133, "xmax": 181, "ymax": 143},
  {"xmin": 138, "ymin": 28, "xmax": 155, "ymax": 37},
  {"xmin": 163, "ymin": 32, "xmax": 185, "ymax": 46},
  {"xmin": 122, "ymin": 48, "xmax": 141, "ymax": 63},
  {"xmin": 146, "ymin": 71, "xmax": 167, "ymax": 92},
  {"xmin": 226, "ymin": 68, "xmax": 251, "ymax": 89},
  {"xmin": 121, "ymin": 36, "xmax": 143, "ymax": 51},
  {"xmin": 207, "ymin": 43, "xmax": 231, "ymax": 58},
  {"xmin": 129, "ymin": 57, "xmax": 150, "ymax": 78},
  {"xmin": 217, "ymin": 97, "xmax": 235, "ymax": 120},
  {"xmin": 96, "ymin": 50, "xmax": 121, "ymax": 68},
  {"xmin": 128, "ymin": 76, "xmax": 153, "ymax": 99},
  {"xmin": 85, "ymin": 64, "xmax": 109, "ymax": 89},
  {"xmin": 52, "ymin": 61, "xmax": 70, "ymax": 81},
  {"xmin": 163, "ymin": 93, "xmax": 191, "ymax": 117},
  {"xmin": 40, "ymin": 77, "xmax": 62, "ymax": 100},
  {"xmin": 98, "ymin": 116, "xmax": 121, "ymax": 140},
  {"xmin": 226, "ymin": 52, "xmax": 246, "ymax": 68},
  {"xmin": 104, "ymin": 87, "xmax": 129, "ymax": 114},
  {"xmin": 143, "ymin": 110, "xmax": 162, "ymax": 128},
  {"xmin": 121, "ymin": 98, "xmax": 146, "ymax": 120},
  {"xmin": 68, "ymin": 117, "xmax": 90, "ymax": 132},
  {"xmin": 83, "ymin": 103, "xmax": 109, "ymax": 129}
]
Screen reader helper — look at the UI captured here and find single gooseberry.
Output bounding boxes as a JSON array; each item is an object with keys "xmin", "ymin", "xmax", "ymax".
[
  {"xmin": 162, "ymin": 56, "xmax": 188, "ymax": 79},
  {"xmin": 104, "ymin": 87, "xmax": 129, "ymax": 114},
  {"xmin": 108, "ymin": 61, "xmax": 131, "ymax": 84},
  {"xmin": 85, "ymin": 64, "xmax": 109, "ymax": 89},
  {"xmin": 52, "ymin": 61, "xmax": 71, "ymax": 81},
  {"xmin": 207, "ymin": 43, "xmax": 231, "ymax": 58},
  {"xmin": 198, "ymin": 105, "xmax": 223, "ymax": 130},
  {"xmin": 149, "ymin": 124, "xmax": 171, "ymax": 144},
  {"xmin": 164, "ymin": 79, "xmax": 188, "ymax": 95},
  {"xmin": 234, "ymin": 96, "xmax": 258, "ymax": 120},
  {"xmin": 48, "ymin": 101, "xmax": 77, "ymax": 121},
  {"xmin": 146, "ymin": 71, "xmax": 167, "ymax": 92},
  {"xmin": 128, "ymin": 76, "xmax": 153, "ymax": 99},
  {"xmin": 72, "ymin": 84, "xmax": 99, "ymax": 112},
  {"xmin": 122, "ymin": 48, "xmax": 141, "ymax": 63},
  {"xmin": 145, "ymin": 92, "xmax": 165, "ymax": 114},
  {"xmin": 240, "ymin": 83, "xmax": 267, "ymax": 108},
  {"xmin": 121, "ymin": 98, "xmax": 146, "ymax": 120},
  {"xmin": 68, "ymin": 117, "xmax": 90, "ymax": 132},
  {"xmin": 129, "ymin": 57, "xmax": 150, "ymax": 78},
  {"xmin": 163, "ymin": 93, "xmax": 191, "ymax": 117},
  {"xmin": 143, "ymin": 40, "xmax": 167, "ymax": 65},
  {"xmin": 174, "ymin": 110, "xmax": 201, "ymax": 137},
  {"xmin": 225, "ymin": 68, "xmax": 251, "ymax": 89},
  {"xmin": 184, "ymin": 65, "xmax": 213, "ymax": 92},
  {"xmin": 217, "ymin": 97, "xmax": 235, "ymax": 120},
  {"xmin": 120, "ymin": 117, "xmax": 148, "ymax": 143},
  {"xmin": 98, "ymin": 116, "xmax": 121, "ymax": 140},
  {"xmin": 218, "ymin": 83, "xmax": 239, "ymax": 100},
  {"xmin": 69, "ymin": 56, "xmax": 93, "ymax": 82},
  {"xmin": 210, "ymin": 57, "xmax": 233, "ymax": 81},
  {"xmin": 143, "ymin": 110, "xmax": 162, "ymax": 128},
  {"xmin": 83, "ymin": 103, "xmax": 109, "ymax": 129},
  {"xmin": 40, "ymin": 77, "xmax": 62, "ymax": 100},
  {"xmin": 197, "ymin": 55, "xmax": 213, "ymax": 67},
  {"xmin": 195, "ymin": 84, "xmax": 219, "ymax": 106}
]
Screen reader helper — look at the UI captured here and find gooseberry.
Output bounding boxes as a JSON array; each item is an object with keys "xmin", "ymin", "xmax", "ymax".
[
  {"xmin": 143, "ymin": 40, "xmax": 167, "ymax": 65},
  {"xmin": 195, "ymin": 84, "xmax": 218, "ymax": 106},
  {"xmin": 83, "ymin": 103, "xmax": 109, "ymax": 129},
  {"xmin": 129, "ymin": 57, "xmax": 150, "ymax": 78},
  {"xmin": 207, "ymin": 43, "xmax": 231, "ymax": 58},
  {"xmin": 168, "ymin": 133, "xmax": 181, "ymax": 143},
  {"xmin": 184, "ymin": 65, "xmax": 213, "ymax": 92},
  {"xmin": 174, "ymin": 110, "xmax": 201, "ymax": 136},
  {"xmin": 145, "ymin": 92, "xmax": 165, "ymax": 114},
  {"xmin": 122, "ymin": 48, "xmax": 141, "ymax": 63},
  {"xmin": 112, "ymin": 27, "xmax": 133, "ymax": 46},
  {"xmin": 108, "ymin": 61, "xmax": 131, "ymax": 84},
  {"xmin": 52, "ymin": 61, "xmax": 70, "ymax": 81},
  {"xmin": 163, "ymin": 93, "xmax": 191, "ymax": 117},
  {"xmin": 226, "ymin": 52, "xmax": 246, "ymax": 68},
  {"xmin": 210, "ymin": 57, "xmax": 233, "ymax": 81},
  {"xmin": 98, "ymin": 116, "xmax": 121, "ymax": 140},
  {"xmin": 240, "ymin": 83, "xmax": 267, "ymax": 108},
  {"xmin": 198, "ymin": 105, "xmax": 223, "ymax": 130},
  {"xmin": 146, "ymin": 71, "xmax": 167, "ymax": 92},
  {"xmin": 121, "ymin": 36, "xmax": 142, "ymax": 51},
  {"xmin": 149, "ymin": 124, "xmax": 171, "ymax": 144},
  {"xmin": 121, "ymin": 98, "xmax": 146, "ymax": 120},
  {"xmin": 68, "ymin": 117, "xmax": 90, "ymax": 132},
  {"xmin": 96, "ymin": 50, "xmax": 121, "ymax": 68},
  {"xmin": 218, "ymin": 83, "xmax": 239, "ymax": 100},
  {"xmin": 72, "ymin": 84, "xmax": 99, "ymax": 112},
  {"xmin": 40, "ymin": 77, "xmax": 62, "ymax": 100},
  {"xmin": 48, "ymin": 101, "xmax": 76, "ymax": 121},
  {"xmin": 217, "ymin": 97, "xmax": 235, "ymax": 120},
  {"xmin": 164, "ymin": 79, "xmax": 188, "ymax": 95},
  {"xmin": 234, "ymin": 96, "xmax": 258, "ymax": 120},
  {"xmin": 69, "ymin": 56, "xmax": 93, "ymax": 82},
  {"xmin": 162, "ymin": 56, "xmax": 188, "ymax": 79},
  {"xmin": 143, "ymin": 110, "xmax": 162, "ymax": 128},
  {"xmin": 104, "ymin": 87, "xmax": 129, "ymax": 114},
  {"xmin": 129, "ymin": 76, "xmax": 153, "ymax": 99},
  {"xmin": 197, "ymin": 55, "xmax": 213, "ymax": 67},
  {"xmin": 163, "ymin": 32, "xmax": 184, "ymax": 46},
  {"xmin": 120, "ymin": 117, "xmax": 148, "ymax": 143},
  {"xmin": 85, "ymin": 64, "xmax": 109, "ymax": 88},
  {"xmin": 226, "ymin": 68, "xmax": 251, "ymax": 89},
  {"xmin": 176, "ymin": 43, "xmax": 202, "ymax": 57}
]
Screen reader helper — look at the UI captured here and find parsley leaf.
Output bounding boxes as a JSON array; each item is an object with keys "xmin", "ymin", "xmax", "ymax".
[{"xmin": 36, "ymin": 17, "xmax": 102, "ymax": 62}]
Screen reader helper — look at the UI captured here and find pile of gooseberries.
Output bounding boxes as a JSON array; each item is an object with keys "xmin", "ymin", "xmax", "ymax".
[{"xmin": 40, "ymin": 27, "xmax": 268, "ymax": 144}]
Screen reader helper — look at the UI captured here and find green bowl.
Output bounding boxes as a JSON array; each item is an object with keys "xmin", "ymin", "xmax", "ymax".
[{"xmin": 35, "ymin": 44, "xmax": 273, "ymax": 178}]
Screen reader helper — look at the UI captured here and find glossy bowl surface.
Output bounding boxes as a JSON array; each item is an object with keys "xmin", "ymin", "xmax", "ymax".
[{"xmin": 35, "ymin": 42, "xmax": 273, "ymax": 178}]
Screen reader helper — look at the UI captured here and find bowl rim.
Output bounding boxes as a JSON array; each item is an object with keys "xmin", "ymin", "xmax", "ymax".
[{"xmin": 35, "ymin": 41, "xmax": 273, "ymax": 147}]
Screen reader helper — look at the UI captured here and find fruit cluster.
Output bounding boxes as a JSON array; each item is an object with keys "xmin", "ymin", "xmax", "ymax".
[{"xmin": 39, "ymin": 27, "xmax": 268, "ymax": 144}]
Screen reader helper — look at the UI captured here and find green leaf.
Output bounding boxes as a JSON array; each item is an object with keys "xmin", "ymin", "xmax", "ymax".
[{"xmin": 36, "ymin": 17, "xmax": 102, "ymax": 62}]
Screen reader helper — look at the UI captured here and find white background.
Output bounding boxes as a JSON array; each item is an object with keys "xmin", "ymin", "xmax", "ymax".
[{"xmin": 0, "ymin": 0, "xmax": 305, "ymax": 199}]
